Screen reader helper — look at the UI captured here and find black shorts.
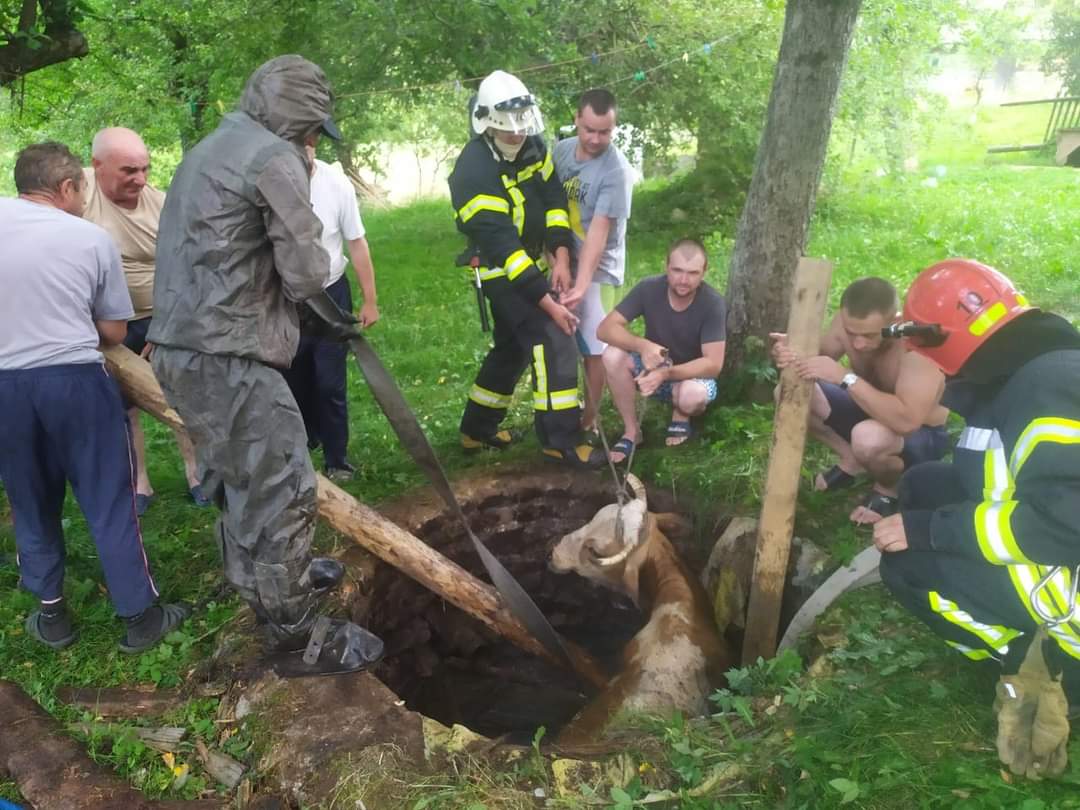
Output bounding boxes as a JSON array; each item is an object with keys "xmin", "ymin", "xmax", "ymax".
[
  {"xmin": 821, "ymin": 381, "xmax": 950, "ymax": 468},
  {"xmin": 123, "ymin": 316, "xmax": 152, "ymax": 356}
]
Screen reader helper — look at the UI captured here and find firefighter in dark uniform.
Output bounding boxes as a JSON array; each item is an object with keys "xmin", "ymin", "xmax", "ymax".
[
  {"xmin": 873, "ymin": 259, "xmax": 1080, "ymax": 779},
  {"xmin": 449, "ymin": 70, "xmax": 604, "ymax": 468}
]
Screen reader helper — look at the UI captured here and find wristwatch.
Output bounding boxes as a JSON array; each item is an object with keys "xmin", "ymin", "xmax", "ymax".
[{"xmin": 840, "ymin": 372, "xmax": 859, "ymax": 390}]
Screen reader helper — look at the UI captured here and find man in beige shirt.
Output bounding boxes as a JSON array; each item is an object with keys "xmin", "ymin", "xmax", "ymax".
[{"xmin": 84, "ymin": 127, "xmax": 204, "ymax": 514}]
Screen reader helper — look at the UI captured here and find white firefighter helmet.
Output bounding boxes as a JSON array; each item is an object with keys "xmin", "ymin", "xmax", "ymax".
[{"xmin": 471, "ymin": 70, "xmax": 544, "ymax": 136}]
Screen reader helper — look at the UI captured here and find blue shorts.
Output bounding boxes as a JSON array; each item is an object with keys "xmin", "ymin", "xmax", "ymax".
[
  {"xmin": 820, "ymin": 382, "xmax": 949, "ymax": 468},
  {"xmin": 631, "ymin": 353, "xmax": 718, "ymax": 404}
]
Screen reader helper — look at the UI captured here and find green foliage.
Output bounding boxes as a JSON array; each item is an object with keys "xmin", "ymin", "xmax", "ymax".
[
  {"xmin": 133, "ymin": 628, "xmax": 195, "ymax": 687},
  {"xmin": 832, "ymin": 0, "xmax": 964, "ymax": 173},
  {"xmin": 1043, "ymin": 0, "xmax": 1080, "ymax": 93}
]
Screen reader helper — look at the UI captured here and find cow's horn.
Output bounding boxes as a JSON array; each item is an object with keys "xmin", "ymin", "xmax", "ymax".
[{"xmin": 624, "ymin": 473, "xmax": 647, "ymax": 507}]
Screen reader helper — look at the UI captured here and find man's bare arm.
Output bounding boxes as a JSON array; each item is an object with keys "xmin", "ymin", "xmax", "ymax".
[
  {"xmin": 664, "ymin": 341, "xmax": 725, "ymax": 381},
  {"xmin": 847, "ymin": 351, "xmax": 945, "ymax": 434},
  {"xmin": 818, "ymin": 313, "xmax": 847, "ymax": 359},
  {"xmin": 346, "ymin": 236, "xmax": 379, "ymax": 327},
  {"xmin": 561, "ymin": 214, "xmax": 612, "ymax": 310},
  {"xmin": 96, "ymin": 319, "xmax": 127, "ymax": 347},
  {"xmin": 771, "ymin": 312, "xmax": 845, "ymax": 367}
]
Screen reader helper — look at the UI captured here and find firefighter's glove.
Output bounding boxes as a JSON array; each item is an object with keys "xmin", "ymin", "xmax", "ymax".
[
  {"xmin": 302, "ymin": 290, "xmax": 362, "ymax": 342},
  {"xmin": 994, "ymin": 628, "xmax": 1070, "ymax": 779}
]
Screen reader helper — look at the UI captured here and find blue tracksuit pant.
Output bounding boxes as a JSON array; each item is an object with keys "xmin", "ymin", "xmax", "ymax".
[{"xmin": 0, "ymin": 363, "xmax": 158, "ymax": 617}]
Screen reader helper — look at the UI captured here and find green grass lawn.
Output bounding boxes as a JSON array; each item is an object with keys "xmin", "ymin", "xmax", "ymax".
[{"xmin": 2, "ymin": 100, "xmax": 1079, "ymax": 806}]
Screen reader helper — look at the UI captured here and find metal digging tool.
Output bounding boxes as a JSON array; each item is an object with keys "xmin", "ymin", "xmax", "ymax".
[
  {"xmin": 345, "ymin": 331, "xmax": 574, "ymax": 673},
  {"xmin": 455, "ymin": 247, "xmax": 490, "ymax": 332}
]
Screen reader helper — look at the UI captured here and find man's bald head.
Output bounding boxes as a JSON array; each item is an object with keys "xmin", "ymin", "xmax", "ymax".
[{"xmin": 91, "ymin": 127, "xmax": 150, "ymax": 209}]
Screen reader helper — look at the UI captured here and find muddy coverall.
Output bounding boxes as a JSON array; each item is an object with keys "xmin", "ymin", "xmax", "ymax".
[
  {"xmin": 148, "ymin": 56, "xmax": 335, "ymax": 637},
  {"xmin": 448, "ymin": 134, "xmax": 581, "ymax": 449},
  {"xmin": 882, "ymin": 311, "xmax": 1080, "ymax": 676}
]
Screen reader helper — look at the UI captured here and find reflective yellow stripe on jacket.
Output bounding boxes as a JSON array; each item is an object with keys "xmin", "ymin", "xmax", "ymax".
[
  {"xmin": 504, "ymin": 249, "xmax": 534, "ymax": 281},
  {"xmin": 546, "ymin": 208, "xmax": 570, "ymax": 229},
  {"xmin": 962, "ymin": 420, "xmax": 1080, "ymax": 658},
  {"xmin": 457, "ymin": 194, "xmax": 510, "ymax": 223}
]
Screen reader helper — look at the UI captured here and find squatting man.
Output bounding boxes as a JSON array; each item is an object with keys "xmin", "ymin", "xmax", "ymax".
[{"xmin": 770, "ymin": 277, "xmax": 949, "ymax": 524}]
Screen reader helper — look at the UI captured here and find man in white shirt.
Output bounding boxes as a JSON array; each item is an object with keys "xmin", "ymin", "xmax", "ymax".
[{"xmin": 283, "ymin": 147, "xmax": 379, "ymax": 481}]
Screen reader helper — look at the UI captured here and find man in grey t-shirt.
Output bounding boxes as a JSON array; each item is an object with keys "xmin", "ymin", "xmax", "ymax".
[
  {"xmin": 0, "ymin": 142, "xmax": 187, "ymax": 654},
  {"xmin": 597, "ymin": 238, "xmax": 726, "ymax": 462},
  {"xmin": 552, "ymin": 88, "xmax": 634, "ymax": 432}
]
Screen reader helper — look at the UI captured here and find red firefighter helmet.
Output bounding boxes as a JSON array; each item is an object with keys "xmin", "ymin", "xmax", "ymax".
[{"xmin": 902, "ymin": 259, "xmax": 1034, "ymax": 375}]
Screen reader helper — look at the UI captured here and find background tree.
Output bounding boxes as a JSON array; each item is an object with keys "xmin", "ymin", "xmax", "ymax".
[
  {"xmin": 1043, "ymin": 0, "xmax": 1080, "ymax": 94},
  {"xmin": 960, "ymin": 0, "xmax": 1039, "ymax": 105},
  {"xmin": 724, "ymin": 0, "xmax": 863, "ymax": 379}
]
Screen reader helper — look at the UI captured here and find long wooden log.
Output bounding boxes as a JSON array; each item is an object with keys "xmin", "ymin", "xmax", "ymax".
[
  {"xmin": 103, "ymin": 345, "xmax": 184, "ymax": 431},
  {"xmin": 104, "ymin": 344, "xmax": 607, "ymax": 690},
  {"xmin": 742, "ymin": 257, "xmax": 833, "ymax": 663},
  {"xmin": 0, "ymin": 680, "xmax": 223, "ymax": 810}
]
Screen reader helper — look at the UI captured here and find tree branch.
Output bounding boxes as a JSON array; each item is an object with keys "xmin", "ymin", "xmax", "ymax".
[{"xmin": 0, "ymin": 26, "xmax": 87, "ymax": 85}]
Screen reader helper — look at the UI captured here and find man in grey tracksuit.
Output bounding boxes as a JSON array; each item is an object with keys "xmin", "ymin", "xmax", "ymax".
[{"xmin": 149, "ymin": 55, "xmax": 382, "ymax": 676}]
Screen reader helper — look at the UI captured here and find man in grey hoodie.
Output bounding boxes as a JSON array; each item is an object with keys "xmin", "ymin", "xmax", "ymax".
[{"xmin": 150, "ymin": 55, "xmax": 382, "ymax": 676}]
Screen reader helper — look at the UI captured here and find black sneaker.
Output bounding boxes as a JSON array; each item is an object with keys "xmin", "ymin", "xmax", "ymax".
[{"xmin": 326, "ymin": 461, "xmax": 357, "ymax": 482}]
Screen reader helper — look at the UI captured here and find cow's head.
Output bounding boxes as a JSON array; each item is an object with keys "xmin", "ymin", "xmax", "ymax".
[{"xmin": 549, "ymin": 474, "xmax": 651, "ymax": 597}]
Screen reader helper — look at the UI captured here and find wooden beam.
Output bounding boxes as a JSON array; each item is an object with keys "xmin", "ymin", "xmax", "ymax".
[
  {"xmin": 741, "ymin": 257, "xmax": 833, "ymax": 663},
  {"xmin": 0, "ymin": 680, "xmax": 223, "ymax": 809},
  {"xmin": 104, "ymin": 345, "xmax": 607, "ymax": 690},
  {"xmin": 103, "ymin": 345, "xmax": 185, "ymax": 431}
]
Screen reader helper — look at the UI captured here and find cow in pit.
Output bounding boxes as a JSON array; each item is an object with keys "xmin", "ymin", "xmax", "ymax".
[{"xmin": 549, "ymin": 475, "xmax": 734, "ymax": 743}]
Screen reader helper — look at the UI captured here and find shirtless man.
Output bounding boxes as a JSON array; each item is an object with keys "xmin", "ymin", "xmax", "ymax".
[{"xmin": 770, "ymin": 277, "xmax": 949, "ymax": 524}]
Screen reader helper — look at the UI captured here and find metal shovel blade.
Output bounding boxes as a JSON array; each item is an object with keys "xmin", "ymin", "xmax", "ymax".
[{"xmin": 346, "ymin": 335, "xmax": 573, "ymax": 672}]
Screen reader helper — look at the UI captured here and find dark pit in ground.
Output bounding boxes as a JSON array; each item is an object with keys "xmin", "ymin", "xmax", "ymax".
[{"xmin": 366, "ymin": 476, "xmax": 725, "ymax": 741}]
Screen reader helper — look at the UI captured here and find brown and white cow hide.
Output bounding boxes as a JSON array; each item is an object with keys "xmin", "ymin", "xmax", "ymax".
[{"xmin": 549, "ymin": 477, "xmax": 734, "ymax": 744}]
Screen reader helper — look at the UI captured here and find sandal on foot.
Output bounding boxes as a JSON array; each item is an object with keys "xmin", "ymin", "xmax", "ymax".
[
  {"xmin": 665, "ymin": 421, "xmax": 693, "ymax": 447},
  {"xmin": 852, "ymin": 491, "xmax": 899, "ymax": 525},
  {"xmin": 134, "ymin": 493, "xmax": 155, "ymax": 517},
  {"xmin": 608, "ymin": 436, "xmax": 636, "ymax": 465},
  {"xmin": 818, "ymin": 464, "xmax": 857, "ymax": 492},
  {"xmin": 189, "ymin": 484, "xmax": 213, "ymax": 507},
  {"xmin": 461, "ymin": 430, "xmax": 514, "ymax": 452},
  {"xmin": 25, "ymin": 609, "xmax": 78, "ymax": 650},
  {"xmin": 542, "ymin": 444, "xmax": 606, "ymax": 470},
  {"xmin": 119, "ymin": 602, "xmax": 191, "ymax": 654}
]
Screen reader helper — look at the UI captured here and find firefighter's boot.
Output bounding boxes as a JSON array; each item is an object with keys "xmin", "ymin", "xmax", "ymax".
[{"xmin": 254, "ymin": 559, "xmax": 384, "ymax": 678}]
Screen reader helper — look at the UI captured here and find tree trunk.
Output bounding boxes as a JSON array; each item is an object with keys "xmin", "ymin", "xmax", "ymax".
[{"xmin": 724, "ymin": 0, "xmax": 862, "ymax": 377}]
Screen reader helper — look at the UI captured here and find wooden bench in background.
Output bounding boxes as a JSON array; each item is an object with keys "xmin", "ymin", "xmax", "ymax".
[{"xmin": 987, "ymin": 93, "xmax": 1080, "ymax": 165}]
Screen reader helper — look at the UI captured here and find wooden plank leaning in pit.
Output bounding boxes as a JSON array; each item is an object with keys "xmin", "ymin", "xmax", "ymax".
[{"xmin": 741, "ymin": 257, "xmax": 833, "ymax": 663}]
